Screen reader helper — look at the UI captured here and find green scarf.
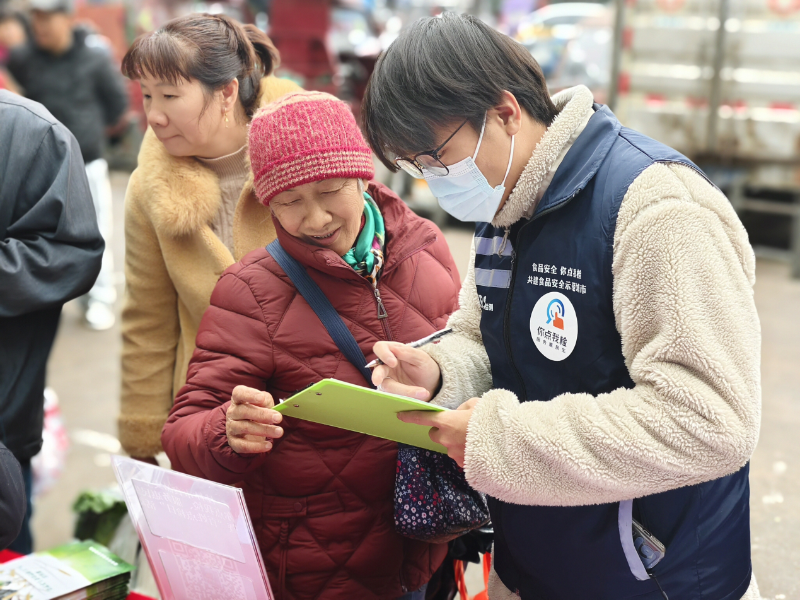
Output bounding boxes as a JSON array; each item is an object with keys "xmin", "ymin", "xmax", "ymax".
[{"xmin": 343, "ymin": 193, "xmax": 385, "ymax": 286}]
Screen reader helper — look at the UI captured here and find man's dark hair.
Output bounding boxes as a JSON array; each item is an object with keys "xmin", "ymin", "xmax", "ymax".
[{"xmin": 363, "ymin": 12, "xmax": 559, "ymax": 171}]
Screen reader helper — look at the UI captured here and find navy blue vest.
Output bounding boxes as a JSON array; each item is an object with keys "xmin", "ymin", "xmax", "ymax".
[{"xmin": 476, "ymin": 105, "xmax": 751, "ymax": 600}]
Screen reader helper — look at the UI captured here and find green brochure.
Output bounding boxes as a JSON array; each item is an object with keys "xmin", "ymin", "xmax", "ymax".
[
  {"xmin": 275, "ymin": 379, "xmax": 448, "ymax": 453},
  {"xmin": 0, "ymin": 540, "xmax": 132, "ymax": 600}
]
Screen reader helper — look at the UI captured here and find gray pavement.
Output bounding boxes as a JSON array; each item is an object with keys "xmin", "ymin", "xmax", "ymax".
[{"xmin": 31, "ymin": 172, "xmax": 799, "ymax": 599}]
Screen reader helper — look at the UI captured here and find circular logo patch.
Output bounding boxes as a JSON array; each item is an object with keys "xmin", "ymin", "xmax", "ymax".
[{"xmin": 530, "ymin": 292, "xmax": 578, "ymax": 361}]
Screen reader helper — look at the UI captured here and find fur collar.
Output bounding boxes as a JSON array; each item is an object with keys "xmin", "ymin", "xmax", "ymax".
[
  {"xmin": 135, "ymin": 129, "xmax": 222, "ymax": 237},
  {"xmin": 492, "ymin": 85, "xmax": 595, "ymax": 229},
  {"xmin": 134, "ymin": 76, "xmax": 300, "ymax": 238}
]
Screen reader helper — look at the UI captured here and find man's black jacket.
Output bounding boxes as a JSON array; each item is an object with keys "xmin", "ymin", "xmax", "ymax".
[
  {"xmin": 0, "ymin": 441, "xmax": 25, "ymax": 549},
  {"xmin": 8, "ymin": 27, "xmax": 128, "ymax": 163},
  {"xmin": 0, "ymin": 91, "xmax": 104, "ymax": 460}
]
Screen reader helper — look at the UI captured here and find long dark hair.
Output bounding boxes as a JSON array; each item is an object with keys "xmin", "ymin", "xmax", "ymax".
[{"xmin": 121, "ymin": 13, "xmax": 280, "ymax": 120}]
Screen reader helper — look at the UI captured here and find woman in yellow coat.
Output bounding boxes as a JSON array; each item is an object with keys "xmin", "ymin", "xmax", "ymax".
[{"xmin": 117, "ymin": 13, "xmax": 300, "ymax": 462}]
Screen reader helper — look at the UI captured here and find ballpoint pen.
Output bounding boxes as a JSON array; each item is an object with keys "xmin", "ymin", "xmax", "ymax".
[{"xmin": 365, "ymin": 328, "xmax": 453, "ymax": 369}]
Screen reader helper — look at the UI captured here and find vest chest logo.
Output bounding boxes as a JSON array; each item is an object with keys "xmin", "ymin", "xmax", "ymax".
[{"xmin": 530, "ymin": 291, "xmax": 578, "ymax": 361}]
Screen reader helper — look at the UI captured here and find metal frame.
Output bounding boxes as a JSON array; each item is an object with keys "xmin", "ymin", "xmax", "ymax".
[
  {"xmin": 607, "ymin": 0, "xmax": 626, "ymax": 113},
  {"xmin": 705, "ymin": 0, "xmax": 730, "ymax": 154},
  {"xmin": 609, "ymin": 0, "xmax": 800, "ymax": 277}
]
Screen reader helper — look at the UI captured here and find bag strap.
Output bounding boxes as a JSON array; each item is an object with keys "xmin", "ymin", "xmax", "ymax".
[{"xmin": 266, "ymin": 239, "xmax": 373, "ymax": 385}]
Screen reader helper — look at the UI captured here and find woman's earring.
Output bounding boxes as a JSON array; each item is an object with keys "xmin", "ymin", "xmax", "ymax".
[{"xmin": 224, "ymin": 109, "xmax": 229, "ymax": 128}]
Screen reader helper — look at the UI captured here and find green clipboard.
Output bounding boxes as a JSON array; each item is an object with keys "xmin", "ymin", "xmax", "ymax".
[{"xmin": 274, "ymin": 379, "xmax": 448, "ymax": 453}]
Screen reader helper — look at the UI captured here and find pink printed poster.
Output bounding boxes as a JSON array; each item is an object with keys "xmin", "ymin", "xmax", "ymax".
[{"xmin": 112, "ymin": 456, "xmax": 273, "ymax": 600}]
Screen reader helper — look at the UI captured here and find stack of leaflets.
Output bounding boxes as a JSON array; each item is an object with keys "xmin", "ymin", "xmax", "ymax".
[{"xmin": 0, "ymin": 540, "xmax": 133, "ymax": 600}]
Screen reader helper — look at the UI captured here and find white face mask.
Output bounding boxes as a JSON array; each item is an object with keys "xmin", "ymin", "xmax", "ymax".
[{"xmin": 422, "ymin": 114, "xmax": 515, "ymax": 223}]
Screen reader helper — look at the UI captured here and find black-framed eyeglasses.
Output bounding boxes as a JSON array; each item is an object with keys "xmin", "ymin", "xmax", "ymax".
[{"xmin": 394, "ymin": 118, "xmax": 469, "ymax": 179}]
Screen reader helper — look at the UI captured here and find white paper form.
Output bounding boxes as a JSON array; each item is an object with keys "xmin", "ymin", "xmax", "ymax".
[
  {"xmin": 112, "ymin": 456, "xmax": 273, "ymax": 600},
  {"xmin": 132, "ymin": 479, "xmax": 245, "ymax": 563}
]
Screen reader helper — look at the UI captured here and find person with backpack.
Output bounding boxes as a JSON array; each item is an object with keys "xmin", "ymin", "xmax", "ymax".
[{"xmin": 364, "ymin": 13, "xmax": 762, "ymax": 600}]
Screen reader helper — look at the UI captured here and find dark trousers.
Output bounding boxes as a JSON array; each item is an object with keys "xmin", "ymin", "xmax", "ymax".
[{"xmin": 7, "ymin": 460, "xmax": 33, "ymax": 554}]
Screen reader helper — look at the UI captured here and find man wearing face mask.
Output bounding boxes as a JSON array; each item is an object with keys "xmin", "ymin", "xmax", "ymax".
[{"xmin": 362, "ymin": 12, "xmax": 762, "ymax": 600}]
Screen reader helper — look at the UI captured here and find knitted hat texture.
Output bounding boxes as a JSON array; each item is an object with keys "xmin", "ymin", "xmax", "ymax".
[{"xmin": 249, "ymin": 91, "xmax": 375, "ymax": 205}]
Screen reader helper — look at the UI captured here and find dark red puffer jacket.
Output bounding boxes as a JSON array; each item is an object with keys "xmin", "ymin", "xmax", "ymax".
[{"xmin": 163, "ymin": 182, "xmax": 459, "ymax": 600}]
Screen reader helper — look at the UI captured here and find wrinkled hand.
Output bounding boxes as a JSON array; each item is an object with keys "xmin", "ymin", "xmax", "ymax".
[
  {"xmin": 371, "ymin": 341, "xmax": 442, "ymax": 401},
  {"xmin": 397, "ymin": 398, "xmax": 479, "ymax": 467},
  {"xmin": 226, "ymin": 385, "xmax": 284, "ymax": 454}
]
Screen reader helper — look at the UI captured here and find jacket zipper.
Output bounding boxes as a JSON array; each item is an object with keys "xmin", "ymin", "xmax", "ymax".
[
  {"xmin": 373, "ymin": 286, "xmax": 392, "ymax": 340},
  {"xmin": 368, "ymin": 236, "xmax": 437, "ymax": 342},
  {"xmin": 502, "ymin": 192, "xmax": 581, "ymax": 399},
  {"xmin": 498, "ymin": 227, "xmax": 511, "ymax": 256}
]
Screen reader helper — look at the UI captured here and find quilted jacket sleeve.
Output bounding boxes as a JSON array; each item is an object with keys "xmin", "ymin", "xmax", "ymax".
[
  {"xmin": 163, "ymin": 270, "xmax": 275, "ymax": 484},
  {"xmin": 463, "ymin": 164, "xmax": 761, "ymax": 507},
  {"xmin": 424, "ymin": 239, "xmax": 494, "ymax": 409}
]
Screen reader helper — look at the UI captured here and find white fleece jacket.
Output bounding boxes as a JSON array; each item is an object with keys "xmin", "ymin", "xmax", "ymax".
[{"xmin": 425, "ymin": 86, "xmax": 762, "ymax": 599}]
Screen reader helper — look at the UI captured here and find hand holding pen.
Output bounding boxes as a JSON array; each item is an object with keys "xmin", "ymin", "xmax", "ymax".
[
  {"xmin": 365, "ymin": 328, "xmax": 452, "ymax": 369},
  {"xmin": 368, "ymin": 329, "xmax": 452, "ymax": 401}
]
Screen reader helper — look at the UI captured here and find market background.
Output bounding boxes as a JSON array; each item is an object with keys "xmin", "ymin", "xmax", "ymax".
[{"xmin": 1, "ymin": 0, "xmax": 798, "ymax": 597}]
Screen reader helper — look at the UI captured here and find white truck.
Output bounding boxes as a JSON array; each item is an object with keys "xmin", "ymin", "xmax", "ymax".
[{"xmin": 608, "ymin": 0, "xmax": 800, "ymax": 276}]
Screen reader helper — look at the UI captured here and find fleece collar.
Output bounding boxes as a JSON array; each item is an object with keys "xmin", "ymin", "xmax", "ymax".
[
  {"xmin": 135, "ymin": 130, "xmax": 222, "ymax": 237},
  {"xmin": 492, "ymin": 85, "xmax": 596, "ymax": 229}
]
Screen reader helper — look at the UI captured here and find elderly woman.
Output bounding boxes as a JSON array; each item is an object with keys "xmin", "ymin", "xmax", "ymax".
[{"xmin": 162, "ymin": 91, "xmax": 460, "ymax": 600}]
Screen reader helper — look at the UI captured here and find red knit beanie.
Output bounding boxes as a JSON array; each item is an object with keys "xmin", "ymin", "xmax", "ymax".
[{"xmin": 249, "ymin": 91, "xmax": 375, "ymax": 205}]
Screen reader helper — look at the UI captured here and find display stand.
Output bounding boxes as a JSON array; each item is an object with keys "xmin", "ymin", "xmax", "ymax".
[{"xmin": 111, "ymin": 456, "xmax": 273, "ymax": 600}]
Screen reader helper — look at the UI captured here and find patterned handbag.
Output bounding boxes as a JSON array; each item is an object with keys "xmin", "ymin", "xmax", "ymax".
[{"xmin": 394, "ymin": 444, "xmax": 490, "ymax": 543}]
